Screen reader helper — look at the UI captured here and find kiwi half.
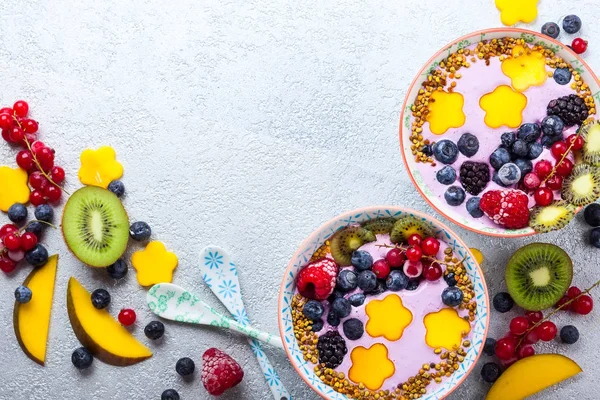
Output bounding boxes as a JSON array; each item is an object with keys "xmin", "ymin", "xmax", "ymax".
[
  {"xmin": 390, "ymin": 216, "xmax": 434, "ymax": 244},
  {"xmin": 62, "ymin": 186, "xmax": 130, "ymax": 267},
  {"xmin": 506, "ymin": 243, "xmax": 573, "ymax": 311},
  {"xmin": 361, "ymin": 217, "xmax": 397, "ymax": 235},
  {"xmin": 529, "ymin": 201, "xmax": 575, "ymax": 233},
  {"xmin": 330, "ymin": 226, "xmax": 376, "ymax": 266},
  {"xmin": 581, "ymin": 120, "xmax": 600, "ymax": 166},
  {"xmin": 561, "ymin": 164, "xmax": 600, "ymax": 206}
]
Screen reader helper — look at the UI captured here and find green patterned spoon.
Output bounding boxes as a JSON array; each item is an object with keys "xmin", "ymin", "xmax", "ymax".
[{"xmin": 147, "ymin": 283, "xmax": 284, "ymax": 350}]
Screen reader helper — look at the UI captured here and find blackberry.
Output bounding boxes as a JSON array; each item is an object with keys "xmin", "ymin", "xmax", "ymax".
[
  {"xmin": 547, "ymin": 94, "xmax": 589, "ymax": 127},
  {"xmin": 317, "ymin": 331, "xmax": 347, "ymax": 368},
  {"xmin": 459, "ymin": 161, "xmax": 490, "ymax": 195}
]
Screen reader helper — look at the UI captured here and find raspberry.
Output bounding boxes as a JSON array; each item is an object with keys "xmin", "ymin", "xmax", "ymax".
[
  {"xmin": 296, "ymin": 258, "xmax": 338, "ymax": 300},
  {"xmin": 479, "ymin": 190, "xmax": 530, "ymax": 229},
  {"xmin": 201, "ymin": 348, "xmax": 244, "ymax": 396},
  {"xmin": 459, "ymin": 161, "xmax": 490, "ymax": 195}
]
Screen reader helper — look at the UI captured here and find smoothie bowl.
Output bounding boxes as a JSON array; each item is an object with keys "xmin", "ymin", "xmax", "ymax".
[
  {"xmin": 278, "ymin": 207, "xmax": 489, "ymax": 399},
  {"xmin": 400, "ymin": 28, "xmax": 600, "ymax": 237}
]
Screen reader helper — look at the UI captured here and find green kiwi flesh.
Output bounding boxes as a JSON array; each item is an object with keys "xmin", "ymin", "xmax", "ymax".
[
  {"xmin": 529, "ymin": 201, "xmax": 575, "ymax": 233},
  {"xmin": 582, "ymin": 120, "xmax": 600, "ymax": 166},
  {"xmin": 505, "ymin": 243, "xmax": 573, "ymax": 311},
  {"xmin": 62, "ymin": 186, "xmax": 129, "ymax": 267},
  {"xmin": 361, "ymin": 217, "xmax": 397, "ymax": 235},
  {"xmin": 390, "ymin": 216, "xmax": 434, "ymax": 244},
  {"xmin": 330, "ymin": 226, "xmax": 376, "ymax": 266},
  {"xmin": 561, "ymin": 164, "xmax": 600, "ymax": 206}
]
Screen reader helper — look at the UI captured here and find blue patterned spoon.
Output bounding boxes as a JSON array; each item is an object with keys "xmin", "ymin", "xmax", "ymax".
[{"xmin": 200, "ymin": 246, "xmax": 291, "ymax": 400}]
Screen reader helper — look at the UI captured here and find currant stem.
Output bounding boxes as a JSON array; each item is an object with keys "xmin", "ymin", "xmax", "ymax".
[
  {"xmin": 374, "ymin": 243, "xmax": 465, "ymax": 267},
  {"xmin": 541, "ymin": 131, "xmax": 580, "ymax": 186},
  {"xmin": 0, "ymin": 220, "xmax": 57, "ymax": 255}
]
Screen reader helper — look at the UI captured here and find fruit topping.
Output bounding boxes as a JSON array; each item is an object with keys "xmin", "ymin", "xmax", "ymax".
[
  {"xmin": 547, "ymin": 94, "xmax": 589, "ymax": 127},
  {"xmin": 457, "ymin": 132, "xmax": 479, "ymax": 157},
  {"xmin": 343, "ymin": 318, "xmax": 364, "ymax": 340},
  {"xmin": 107, "ymin": 259, "xmax": 128, "ymax": 280},
  {"xmin": 361, "ymin": 217, "xmax": 396, "ymax": 235},
  {"xmin": 553, "ymin": 68, "xmax": 572, "ymax": 85},
  {"xmin": 8, "ymin": 203, "xmax": 27, "ymax": 224},
  {"xmin": 144, "ymin": 321, "xmax": 165, "ymax": 340},
  {"xmin": 372, "ymin": 259, "xmax": 390, "ymax": 279},
  {"xmin": 511, "ymin": 139, "xmax": 529, "ymax": 158},
  {"xmin": 514, "ymin": 158, "xmax": 533, "ymax": 177},
  {"xmin": 330, "ymin": 226, "xmax": 376, "ymax": 265},
  {"xmin": 534, "ymin": 187, "xmax": 553, "ymax": 207},
  {"xmin": 201, "ymin": 348, "xmax": 244, "ymax": 396},
  {"xmin": 311, "ymin": 319, "xmax": 324, "ymax": 332},
  {"xmin": 432, "ymin": 139, "xmax": 459, "ymax": 165},
  {"xmin": 497, "ymin": 163, "xmax": 521, "ymax": 186},
  {"xmin": 493, "ymin": 292, "xmax": 514, "ymax": 313},
  {"xmin": 563, "ymin": 15, "xmax": 582, "ymax": 34},
  {"xmin": 389, "ymin": 216, "xmax": 434, "ymax": 244},
  {"xmin": 551, "ymin": 141, "xmax": 569, "ymax": 159},
  {"xmin": 534, "ymin": 160, "xmax": 553, "ymax": 179},
  {"xmin": 317, "ymin": 331, "xmax": 347, "ymax": 369},
  {"xmin": 541, "ymin": 115, "xmax": 565, "ymax": 138},
  {"xmin": 161, "ymin": 389, "xmax": 180, "ymax": 400},
  {"xmin": 118, "ymin": 309, "xmax": 137, "ymax": 326},
  {"xmin": 517, "ymin": 123, "xmax": 541, "ymax": 143},
  {"xmin": 78, "ymin": 146, "xmax": 124, "ymax": 189},
  {"xmin": 546, "ymin": 174, "xmax": 563, "ymax": 190},
  {"xmin": 444, "ymin": 185, "xmax": 466, "ymax": 206},
  {"xmin": 444, "ymin": 272, "xmax": 457, "ymax": 287},
  {"xmin": 584, "ymin": 203, "xmax": 600, "ymax": 226},
  {"xmin": 480, "ymin": 85, "xmax": 527, "ymax": 127},
  {"xmin": 466, "ymin": 197, "xmax": 484, "ymax": 218},
  {"xmin": 357, "ymin": 270, "xmax": 377, "ymax": 292},
  {"xmin": 130, "ymin": 221, "xmax": 152, "ymax": 241},
  {"xmin": 423, "ymin": 263, "xmax": 442, "ymax": 281},
  {"xmin": 384, "ymin": 248, "xmax": 405, "ymax": 267},
  {"xmin": 336, "ymin": 269, "xmax": 358, "ymax": 291},
  {"xmin": 348, "ymin": 293, "xmax": 366, "ymax": 307},
  {"xmin": 441, "ymin": 286, "xmax": 464, "ymax": 307},
  {"xmin": 426, "ymin": 91, "xmax": 466, "ymax": 135},
  {"xmin": 528, "ymin": 142, "xmax": 543, "ymax": 160},
  {"xmin": 295, "ymin": 258, "xmax": 338, "ymax": 300},
  {"xmin": 421, "ymin": 237, "xmax": 440, "ymax": 256},
  {"xmin": 523, "ymin": 172, "xmax": 541, "ymax": 189},
  {"xmin": 590, "ymin": 227, "xmax": 600, "ymax": 248},
  {"xmin": 405, "ymin": 246, "xmax": 422, "ymax": 262},
  {"xmin": 107, "ymin": 180, "xmax": 125, "ymax": 198},
  {"xmin": 436, "ymin": 165, "xmax": 457, "ymax": 185},
  {"xmin": 561, "ymin": 164, "xmax": 600, "ymax": 206},
  {"xmin": 481, "ymin": 362, "xmax": 502, "ymax": 383},
  {"xmin": 529, "ymin": 201, "xmax": 575, "ymax": 233},
  {"xmin": 480, "ymin": 189, "xmax": 529, "ymax": 229},
  {"xmin": 566, "ymin": 133, "xmax": 584, "ymax": 151},
  {"xmin": 581, "ymin": 120, "xmax": 600, "ymax": 166},
  {"xmin": 351, "ymin": 250, "xmax": 373, "ymax": 271},
  {"xmin": 91, "ymin": 288, "xmax": 111, "ymax": 309},
  {"xmin": 302, "ymin": 300, "xmax": 324, "ymax": 321},
  {"xmin": 327, "ymin": 310, "xmax": 340, "ymax": 326},
  {"xmin": 571, "ymin": 38, "xmax": 588, "ymax": 54},
  {"xmin": 459, "ymin": 161, "xmax": 490, "ymax": 195},
  {"xmin": 560, "ymin": 325, "xmax": 579, "ymax": 344},
  {"xmin": 541, "ymin": 22, "xmax": 560, "ymax": 38},
  {"xmin": 407, "ymin": 234, "xmax": 422, "ymax": 246},
  {"xmin": 403, "ymin": 260, "xmax": 423, "ymax": 279},
  {"xmin": 131, "ymin": 241, "xmax": 179, "ymax": 286},
  {"xmin": 385, "ymin": 270, "xmax": 409, "ymax": 291},
  {"xmin": 332, "ymin": 297, "xmax": 352, "ymax": 318},
  {"xmin": 71, "ymin": 347, "xmax": 93, "ymax": 370}
]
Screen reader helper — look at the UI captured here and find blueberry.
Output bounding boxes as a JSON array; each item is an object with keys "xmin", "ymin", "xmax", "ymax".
[
  {"xmin": 517, "ymin": 123, "xmax": 541, "ymax": 143},
  {"xmin": 492, "ymin": 171, "xmax": 509, "ymax": 188},
  {"xmin": 589, "ymin": 227, "xmax": 600, "ymax": 248},
  {"xmin": 511, "ymin": 139, "xmax": 529, "ymax": 158},
  {"xmin": 562, "ymin": 15, "xmax": 582, "ymax": 34},
  {"xmin": 466, "ymin": 197, "xmax": 484, "ymax": 218},
  {"xmin": 432, "ymin": 140, "xmax": 459, "ymax": 165},
  {"xmin": 481, "ymin": 362, "xmax": 502, "ymax": 383},
  {"xmin": 25, "ymin": 244, "xmax": 48, "ymax": 267},
  {"xmin": 541, "ymin": 134, "xmax": 561, "ymax": 148},
  {"xmin": 8, "ymin": 203, "xmax": 27, "ymax": 224},
  {"xmin": 144, "ymin": 320, "xmax": 165, "ymax": 340},
  {"xmin": 541, "ymin": 22, "xmax": 560, "ymax": 39},
  {"xmin": 436, "ymin": 166, "xmax": 457, "ymax": 185},
  {"xmin": 91, "ymin": 288, "xmax": 111, "ymax": 309},
  {"xmin": 303, "ymin": 300, "xmax": 325, "ymax": 320},
  {"xmin": 176, "ymin": 357, "xmax": 195, "ymax": 377},
  {"xmin": 351, "ymin": 250, "xmax": 373, "ymax": 271},
  {"xmin": 311, "ymin": 319, "xmax": 324, "ymax": 332},
  {"xmin": 514, "ymin": 158, "xmax": 533, "ymax": 176},
  {"xmin": 501, "ymin": 132, "xmax": 516, "ymax": 149},
  {"xmin": 25, "ymin": 221, "xmax": 45, "ymax": 237},
  {"xmin": 332, "ymin": 297, "xmax": 351, "ymax": 318},
  {"xmin": 527, "ymin": 142, "xmax": 543, "ymax": 160},
  {"xmin": 327, "ymin": 309, "xmax": 340, "ymax": 326},
  {"xmin": 357, "ymin": 270, "xmax": 377, "ymax": 291},
  {"xmin": 493, "ymin": 292, "xmax": 514, "ymax": 313},
  {"xmin": 129, "ymin": 221, "xmax": 151, "ymax": 241},
  {"xmin": 34, "ymin": 204, "xmax": 54, "ymax": 222},
  {"xmin": 442, "ymin": 286, "xmax": 464, "ymax": 307},
  {"xmin": 554, "ymin": 68, "xmax": 572, "ymax": 85},
  {"xmin": 560, "ymin": 325, "xmax": 579, "ymax": 344},
  {"xmin": 490, "ymin": 148, "xmax": 511, "ymax": 170},
  {"xmin": 336, "ymin": 269, "xmax": 358, "ymax": 292},
  {"xmin": 457, "ymin": 133, "xmax": 479, "ymax": 157},
  {"xmin": 107, "ymin": 259, "xmax": 128, "ymax": 279},
  {"xmin": 444, "ymin": 186, "xmax": 466, "ymax": 206},
  {"xmin": 385, "ymin": 270, "xmax": 409, "ymax": 291},
  {"xmin": 14, "ymin": 285, "xmax": 32, "ymax": 303},
  {"xmin": 541, "ymin": 115, "xmax": 564, "ymax": 137},
  {"xmin": 161, "ymin": 389, "xmax": 180, "ymax": 400},
  {"xmin": 366, "ymin": 280, "xmax": 386, "ymax": 296},
  {"xmin": 406, "ymin": 278, "xmax": 420, "ymax": 291},
  {"xmin": 107, "ymin": 180, "xmax": 125, "ymax": 198},
  {"xmin": 327, "ymin": 290, "xmax": 344, "ymax": 304},
  {"xmin": 483, "ymin": 338, "xmax": 497, "ymax": 356},
  {"xmin": 72, "ymin": 347, "xmax": 93, "ymax": 370},
  {"xmin": 497, "ymin": 163, "xmax": 521, "ymax": 186},
  {"xmin": 444, "ymin": 272, "xmax": 457, "ymax": 287},
  {"xmin": 421, "ymin": 144, "xmax": 433, "ymax": 156},
  {"xmin": 348, "ymin": 293, "xmax": 366, "ymax": 307},
  {"xmin": 584, "ymin": 203, "xmax": 600, "ymax": 226},
  {"xmin": 342, "ymin": 318, "xmax": 364, "ymax": 341}
]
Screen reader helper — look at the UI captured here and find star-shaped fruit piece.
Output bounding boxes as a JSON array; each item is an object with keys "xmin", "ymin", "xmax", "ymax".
[
  {"xmin": 348, "ymin": 343, "xmax": 395, "ymax": 390},
  {"xmin": 495, "ymin": 0, "xmax": 538, "ymax": 26},
  {"xmin": 480, "ymin": 85, "xmax": 527, "ymax": 129},
  {"xmin": 365, "ymin": 294, "xmax": 413, "ymax": 341},
  {"xmin": 78, "ymin": 146, "xmax": 124, "ymax": 189},
  {"xmin": 0, "ymin": 166, "xmax": 30, "ymax": 212},
  {"xmin": 131, "ymin": 241, "xmax": 178, "ymax": 287},
  {"xmin": 426, "ymin": 90, "xmax": 466, "ymax": 135},
  {"xmin": 424, "ymin": 308, "xmax": 471, "ymax": 350},
  {"xmin": 502, "ymin": 45, "xmax": 547, "ymax": 92}
]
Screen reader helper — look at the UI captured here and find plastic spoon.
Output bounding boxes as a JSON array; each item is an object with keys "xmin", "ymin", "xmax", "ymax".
[
  {"xmin": 200, "ymin": 245, "xmax": 291, "ymax": 400},
  {"xmin": 147, "ymin": 283, "xmax": 284, "ymax": 350}
]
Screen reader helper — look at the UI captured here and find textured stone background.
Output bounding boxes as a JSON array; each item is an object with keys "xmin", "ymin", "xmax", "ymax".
[{"xmin": 0, "ymin": 0, "xmax": 599, "ymax": 399}]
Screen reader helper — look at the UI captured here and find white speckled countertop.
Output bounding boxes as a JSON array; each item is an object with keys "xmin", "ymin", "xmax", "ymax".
[{"xmin": 1, "ymin": 0, "xmax": 599, "ymax": 399}]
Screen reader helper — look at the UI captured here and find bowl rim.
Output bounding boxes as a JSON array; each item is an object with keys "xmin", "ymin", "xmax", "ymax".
[
  {"xmin": 398, "ymin": 27, "xmax": 600, "ymax": 238},
  {"xmin": 277, "ymin": 205, "xmax": 490, "ymax": 400}
]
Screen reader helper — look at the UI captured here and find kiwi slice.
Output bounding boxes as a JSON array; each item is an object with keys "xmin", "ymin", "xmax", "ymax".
[
  {"xmin": 390, "ymin": 216, "xmax": 434, "ymax": 244},
  {"xmin": 330, "ymin": 226, "xmax": 376, "ymax": 266},
  {"xmin": 361, "ymin": 217, "xmax": 397, "ymax": 235},
  {"xmin": 581, "ymin": 120, "xmax": 600, "ymax": 166},
  {"xmin": 506, "ymin": 243, "xmax": 573, "ymax": 311},
  {"xmin": 529, "ymin": 201, "xmax": 575, "ymax": 233},
  {"xmin": 561, "ymin": 164, "xmax": 600, "ymax": 206},
  {"xmin": 62, "ymin": 186, "xmax": 130, "ymax": 267}
]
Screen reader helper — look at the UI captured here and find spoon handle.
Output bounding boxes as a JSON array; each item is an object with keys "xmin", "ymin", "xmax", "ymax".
[{"xmin": 224, "ymin": 317, "xmax": 285, "ymax": 350}]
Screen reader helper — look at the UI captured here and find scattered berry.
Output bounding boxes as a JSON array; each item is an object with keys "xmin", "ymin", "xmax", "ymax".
[
  {"xmin": 385, "ymin": 248, "xmax": 405, "ymax": 268},
  {"xmin": 201, "ymin": 348, "xmax": 244, "ymax": 395},
  {"xmin": 108, "ymin": 180, "xmax": 125, "ymax": 198},
  {"xmin": 555, "ymin": 295, "xmax": 572, "ymax": 310},
  {"xmin": 536, "ymin": 321, "xmax": 558, "ymax": 341},
  {"xmin": 495, "ymin": 337, "xmax": 516, "ymax": 360},
  {"xmin": 0, "ymin": 223, "xmax": 18, "ymax": 237},
  {"xmin": 29, "ymin": 190, "xmax": 45, "ymax": 206},
  {"xmin": 176, "ymin": 357, "xmax": 195, "ymax": 377},
  {"xmin": 91, "ymin": 289, "xmax": 111, "ymax": 309},
  {"xmin": 493, "ymin": 292, "xmax": 514, "ymax": 313},
  {"xmin": 405, "ymin": 246, "xmax": 422, "ymax": 262},
  {"xmin": 14, "ymin": 285, "xmax": 32, "ymax": 303},
  {"xmin": 71, "ymin": 347, "xmax": 93, "ymax": 370},
  {"xmin": 342, "ymin": 318, "xmax": 364, "ymax": 340},
  {"xmin": 0, "ymin": 257, "xmax": 17, "ymax": 273},
  {"xmin": 534, "ymin": 187, "xmax": 554, "ymax": 207},
  {"xmin": 444, "ymin": 272, "xmax": 457, "ymax": 286},
  {"xmin": 336, "ymin": 269, "xmax": 358, "ymax": 291},
  {"xmin": 457, "ymin": 132, "xmax": 479, "ymax": 157},
  {"xmin": 107, "ymin": 259, "xmax": 128, "ymax": 279},
  {"xmin": 509, "ymin": 316, "xmax": 529, "ymax": 336},
  {"xmin": 421, "ymin": 237, "xmax": 440, "ymax": 256},
  {"xmin": 560, "ymin": 325, "xmax": 580, "ymax": 344},
  {"xmin": 432, "ymin": 140, "xmax": 459, "ymax": 165},
  {"xmin": 541, "ymin": 22, "xmax": 560, "ymax": 38},
  {"xmin": 517, "ymin": 345, "xmax": 535, "ymax": 359},
  {"xmin": 403, "ymin": 260, "xmax": 423, "ymax": 278},
  {"xmin": 423, "ymin": 263, "xmax": 442, "ymax": 281},
  {"xmin": 44, "ymin": 185, "xmax": 62, "ymax": 203},
  {"xmin": 296, "ymin": 258, "xmax": 338, "ymax": 300},
  {"xmin": 118, "ymin": 308, "xmax": 136, "ymax": 326},
  {"xmin": 445, "ymin": 186, "xmax": 466, "ymax": 206},
  {"xmin": 567, "ymin": 286, "xmax": 582, "ymax": 298},
  {"xmin": 571, "ymin": 38, "xmax": 588, "ymax": 54},
  {"xmin": 351, "ymin": 250, "xmax": 373, "ymax": 271},
  {"xmin": 572, "ymin": 295, "xmax": 593, "ymax": 315},
  {"xmin": 483, "ymin": 338, "xmax": 497, "ymax": 356},
  {"xmin": 357, "ymin": 270, "xmax": 377, "ymax": 292},
  {"xmin": 25, "ymin": 244, "xmax": 48, "ymax": 267},
  {"xmin": 523, "ymin": 173, "xmax": 541, "ymax": 189},
  {"xmin": 332, "ymin": 297, "xmax": 351, "ymax": 318},
  {"xmin": 8, "ymin": 203, "xmax": 27, "ymax": 224},
  {"xmin": 490, "ymin": 147, "xmax": 511, "ymax": 170},
  {"xmin": 25, "ymin": 221, "xmax": 44, "ymax": 237},
  {"xmin": 567, "ymin": 134, "xmax": 584, "ymax": 151},
  {"xmin": 546, "ymin": 175, "xmax": 563, "ymax": 191},
  {"xmin": 302, "ymin": 300, "xmax": 325, "ymax": 321},
  {"xmin": 511, "ymin": 139, "xmax": 529, "ymax": 158},
  {"xmin": 348, "ymin": 293, "xmax": 366, "ymax": 306},
  {"xmin": 161, "ymin": 389, "xmax": 180, "ymax": 400},
  {"xmin": 584, "ymin": 203, "xmax": 600, "ymax": 226},
  {"xmin": 372, "ymin": 259, "xmax": 390, "ymax": 279},
  {"xmin": 551, "ymin": 141, "xmax": 569, "ymax": 159},
  {"xmin": 590, "ymin": 227, "xmax": 600, "ymax": 248},
  {"xmin": 555, "ymin": 158, "xmax": 574, "ymax": 177},
  {"xmin": 441, "ymin": 286, "xmax": 463, "ymax": 307},
  {"xmin": 481, "ymin": 362, "xmax": 502, "ymax": 383},
  {"xmin": 480, "ymin": 190, "xmax": 530, "ymax": 229},
  {"xmin": 563, "ymin": 15, "xmax": 582, "ymax": 34},
  {"xmin": 385, "ymin": 270, "xmax": 409, "ymax": 291},
  {"xmin": 34, "ymin": 204, "xmax": 54, "ymax": 222},
  {"xmin": 129, "ymin": 221, "xmax": 152, "ymax": 241},
  {"xmin": 145, "ymin": 321, "xmax": 166, "ymax": 340},
  {"xmin": 514, "ymin": 158, "xmax": 533, "ymax": 176},
  {"xmin": 407, "ymin": 234, "xmax": 422, "ymax": 246},
  {"xmin": 553, "ymin": 68, "xmax": 572, "ymax": 85}
]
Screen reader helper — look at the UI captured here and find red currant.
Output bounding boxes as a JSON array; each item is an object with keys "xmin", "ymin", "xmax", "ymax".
[
  {"xmin": 0, "ymin": 113, "xmax": 13, "ymax": 130},
  {"xmin": 495, "ymin": 337, "xmax": 516, "ymax": 360},
  {"xmin": 31, "ymin": 141, "xmax": 46, "ymax": 155},
  {"xmin": 572, "ymin": 38, "xmax": 588, "ymax": 54},
  {"xmin": 44, "ymin": 185, "xmax": 62, "ymax": 203},
  {"xmin": 16, "ymin": 150, "xmax": 34, "ymax": 171},
  {"xmin": 567, "ymin": 134, "xmax": 584, "ymax": 151},
  {"xmin": 535, "ymin": 321, "xmax": 557, "ymax": 341},
  {"xmin": 29, "ymin": 171, "xmax": 49, "ymax": 191},
  {"xmin": 9, "ymin": 126, "xmax": 24, "ymax": 143},
  {"xmin": 405, "ymin": 246, "xmax": 422, "ymax": 262},
  {"xmin": 51, "ymin": 166, "xmax": 65, "ymax": 183},
  {"xmin": 29, "ymin": 190, "xmax": 46, "ymax": 206},
  {"xmin": 509, "ymin": 316, "xmax": 529, "ymax": 336},
  {"xmin": 372, "ymin": 259, "xmax": 391, "ymax": 279},
  {"xmin": 523, "ymin": 330, "xmax": 539, "ymax": 345},
  {"xmin": 3, "ymin": 233, "xmax": 22, "ymax": 252},
  {"xmin": 118, "ymin": 309, "xmax": 137, "ymax": 326},
  {"xmin": 0, "ymin": 224, "xmax": 18, "ymax": 237},
  {"xmin": 407, "ymin": 234, "xmax": 422, "ymax": 246},
  {"xmin": 421, "ymin": 237, "xmax": 440, "ymax": 256},
  {"xmin": 13, "ymin": 100, "xmax": 28, "ymax": 117},
  {"xmin": 8, "ymin": 250, "xmax": 24, "ymax": 263},
  {"xmin": 534, "ymin": 160, "xmax": 553, "ymax": 179},
  {"xmin": 0, "ymin": 107, "xmax": 13, "ymax": 115},
  {"xmin": 523, "ymin": 173, "xmax": 541, "ymax": 190},
  {"xmin": 37, "ymin": 147, "xmax": 54, "ymax": 171},
  {"xmin": 2, "ymin": 128, "xmax": 11, "ymax": 143},
  {"xmin": 567, "ymin": 286, "xmax": 582, "ymax": 298},
  {"xmin": 0, "ymin": 257, "xmax": 17, "ymax": 273},
  {"xmin": 555, "ymin": 159, "xmax": 573, "ymax": 177},
  {"xmin": 572, "ymin": 295, "xmax": 594, "ymax": 315},
  {"xmin": 20, "ymin": 232, "xmax": 38, "ymax": 251},
  {"xmin": 423, "ymin": 263, "xmax": 442, "ymax": 281},
  {"xmin": 385, "ymin": 248, "xmax": 405, "ymax": 268},
  {"xmin": 24, "ymin": 132, "xmax": 37, "ymax": 144},
  {"xmin": 555, "ymin": 295, "xmax": 572, "ymax": 310},
  {"xmin": 517, "ymin": 345, "xmax": 535, "ymax": 359},
  {"xmin": 534, "ymin": 187, "xmax": 554, "ymax": 206},
  {"xmin": 21, "ymin": 119, "xmax": 38, "ymax": 133},
  {"xmin": 546, "ymin": 175, "xmax": 563, "ymax": 191},
  {"xmin": 525, "ymin": 311, "xmax": 543, "ymax": 324},
  {"xmin": 551, "ymin": 141, "xmax": 569, "ymax": 159}
]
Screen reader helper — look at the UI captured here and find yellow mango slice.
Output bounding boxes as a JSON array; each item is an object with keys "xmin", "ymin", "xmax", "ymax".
[
  {"xmin": 131, "ymin": 241, "xmax": 178, "ymax": 287},
  {"xmin": 495, "ymin": 0, "xmax": 538, "ymax": 26},
  {"xmin": 480, "ymin": 85, "xmax": 527, "ymax": 129},
  {"xmin": 365, "ymin": 294, "xmax": 413, "ymax": 341},
  {"xmin": 470, "ymin": 248, "xmax": 484, "ymax": 265},
  {"xmin": 0, "ymin": 166, "xmax": 30, "ymax": 212},
  {"xmin": 349, "ymin": 343, "xmax": 395, "ymax": 391},
  {"xmin": 424, "ymin": 308, "xmax": 471, "ymax": 351},
  {"xmin": 502, "ymin": 45, "xmax": 547, "ymax": 92},
  {"xmin": 78, "ymin": 146, "xmax": 124, "ymax": 189},
  {"xmin": 426, "ymin": 90, "xmax": 466, "ymax": 135}
]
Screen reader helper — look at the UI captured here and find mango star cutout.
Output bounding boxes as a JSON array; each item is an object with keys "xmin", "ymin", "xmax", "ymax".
[
  {"xmin": 348, "ymin": 343, "xmax": 395, "ymax": 391},
  {"xmin": 502, "ymin": 45, "xmax": 547, "ymax": 92},
  {"xmin": 78, "ymin": 146, "xmax": 124, "ymax": 189},
  {"xmin": 131, "ymin": 241, "xmax": 178, "ymax": 287},
  {"xmin": 365, "ymin": 294, "xmax": 413, "ymax": 341},
  {"xmin": 495, "ymin": 0, "xmax": 538, "ymax": 26},
  {"xmin": 0, "ymin": 166, "xmax": 30, "ymax": 212},
  {"xmin": 480, "ymin": 85, "xmax": 527, "ymax": 129},
  {"xmin": 423, "ymin": 308, "xmax": 471, "ymax": 351},
  {"xmin": 426, "ymin": 90, "xmax": 466, "ymax": 135}
]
